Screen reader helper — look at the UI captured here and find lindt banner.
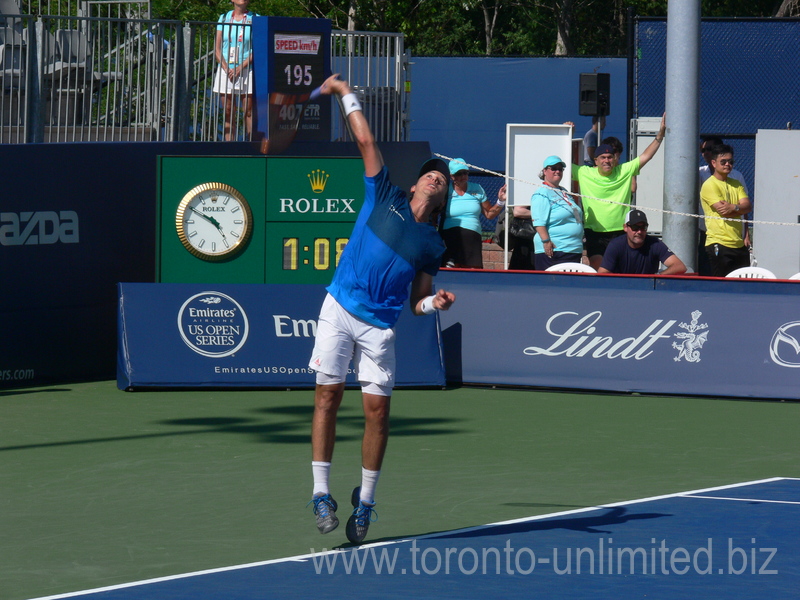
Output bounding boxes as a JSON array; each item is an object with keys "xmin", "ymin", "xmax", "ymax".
[{"xmin": 436, "ymin": 270, "xmax": 800, "ymax": 400}]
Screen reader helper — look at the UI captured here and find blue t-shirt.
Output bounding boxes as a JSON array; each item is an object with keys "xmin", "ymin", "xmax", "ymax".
[
  {"xmin": 327, "ymin": 166, "xmax": 445, "ymax": 329},
  {"xmin": 600, "ymin": 234, "xmax": 675, "ymax": 274},
  {"xmin": 442, "ymin": 182, "xmax": 487, "ymax": 234},
  {"xmin": 217, "ymin": 10, "xmax": 257, "ymax": 67},
  {"xmin": 530, "ymin": 184, "xmax": 584, "ymax": 254}
]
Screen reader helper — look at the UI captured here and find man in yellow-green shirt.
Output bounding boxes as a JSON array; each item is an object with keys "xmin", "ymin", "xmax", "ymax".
[
  {"xmin": 573, "ymin": 114, "xmax": 667, "ymax": 270},
  {"xmin": 700, "ymin": 143, "xmax": 751, "ymax": 277}
]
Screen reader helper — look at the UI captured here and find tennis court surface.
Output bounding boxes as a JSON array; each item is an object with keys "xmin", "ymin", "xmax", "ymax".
[
  {"xmin": 29, "ymin": 478, "xmax": 800, "ymax": 600},
  {"xmin": 3, "ymin": 382, "xmax": 799, "ymax": 599}
]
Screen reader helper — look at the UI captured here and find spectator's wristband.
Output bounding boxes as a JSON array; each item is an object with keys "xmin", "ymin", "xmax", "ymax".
[
  {"xmin": 541, "ymin": 239, "xmax": 551, "ymax": 244},
  {"xmin": 341, "ymin": 93, "xmax": 362, "ymax": 117},
  {"xmin": 420, "ymin": 295, "xmax": 438, "ymax": 315}
]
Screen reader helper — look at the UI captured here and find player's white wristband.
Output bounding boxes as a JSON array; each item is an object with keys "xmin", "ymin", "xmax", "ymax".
[
  {"xmin": 341, "ymin": 93, "xmax": 362, "ymax": 116},
  {"xmin": 420, "ymin": 295, "xmax": 438, "ymax": 315},
  {"xmin": 496, "ymin": 200, "xmax": 505, "ymax": 207}
]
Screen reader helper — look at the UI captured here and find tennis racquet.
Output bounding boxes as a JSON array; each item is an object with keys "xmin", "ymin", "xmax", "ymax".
[{"xmin": 258, "ymin": 85, "xmax": 322, "ymax": 155}]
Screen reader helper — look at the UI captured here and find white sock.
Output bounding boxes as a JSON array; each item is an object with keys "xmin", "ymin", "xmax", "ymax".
[
  {"xmin": 360, "ymin": 467, "xmax": 380, "ymax": 505},
  {"xmin": 312, "ymin": 461, "xmax": 331, "ymax": 496}
]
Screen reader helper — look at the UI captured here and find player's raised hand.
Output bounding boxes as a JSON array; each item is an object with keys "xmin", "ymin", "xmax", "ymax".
[
  {"xmin": 433, "ymin": 289, "xmax": 456, "ymax": 311},
  {"xmin": 320, "ymin": 74, "xmax": 349, "ymax": 97}
]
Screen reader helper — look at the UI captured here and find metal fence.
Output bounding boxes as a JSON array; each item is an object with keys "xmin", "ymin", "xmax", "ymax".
[
  {"xmin": 633, "ymin": 17, "xmax": 800, "ymax": 198},
  {"xmin": 15, "ymin": 1, "xmax": 151, "ymax": 19},
  {"xmin": 0, "ymin": 11, "xmax": 409, "ymax": 143}
]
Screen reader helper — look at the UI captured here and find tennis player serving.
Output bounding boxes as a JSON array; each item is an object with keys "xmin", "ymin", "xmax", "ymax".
[{"xmin": 308, "ymin": 74, "xmax": 455, "ymax": 545}]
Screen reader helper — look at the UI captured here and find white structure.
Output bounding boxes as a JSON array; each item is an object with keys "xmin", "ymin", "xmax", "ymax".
[
  {"xmin": 505, "ymin": 123, "xmax": 574, "ymax": 208},
  {"xmin": 630, "ymin": 116, "xmax": 667, "ymax": 235},
  {"xmin": 503, "ymin": 123, "xmax": 574, "ymax": 267},
  {"xmin": 753, "ymin": 129, "xmax": 800, "ymax": 279}
]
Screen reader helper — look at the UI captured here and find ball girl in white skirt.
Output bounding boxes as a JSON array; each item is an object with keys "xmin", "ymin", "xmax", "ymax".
[{"xmin": 213, "ymin": 0, "xmax": 257, "ymax": 140}]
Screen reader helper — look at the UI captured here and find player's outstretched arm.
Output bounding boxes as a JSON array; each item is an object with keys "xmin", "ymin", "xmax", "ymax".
[{"xmin": 320, "ymin": 74, "xmax": 383, "ymax": 177}]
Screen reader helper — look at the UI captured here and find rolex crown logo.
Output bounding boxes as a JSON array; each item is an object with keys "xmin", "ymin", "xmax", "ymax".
[
  {"xmin": 210, "ymin": 195, "xmax": 219, "ymax": 203},
  {"xmin": 308, "ymin": 169, "xmax": 329, "ymax": 194}
]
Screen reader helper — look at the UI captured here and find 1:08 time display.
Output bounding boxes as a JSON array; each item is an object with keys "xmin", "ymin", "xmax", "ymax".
[{"xmin": 283, "ymin": 237, "xmax": 348, "ymax": 271}]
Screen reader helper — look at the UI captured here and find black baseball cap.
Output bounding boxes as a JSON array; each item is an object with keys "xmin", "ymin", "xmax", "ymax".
[
  {"xmin": 626, "ymin": 209, "xmax": 648, "ymax": 226},
  {"xmin": 418, "ymin": 158, "xmax": 450, "ymax": 183}
]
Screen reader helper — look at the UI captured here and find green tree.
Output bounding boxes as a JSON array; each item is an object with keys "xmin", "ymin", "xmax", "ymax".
[
  {"xmin": 151, "ymin": 0, "xmax": 310, "ymax": 22},
  {"xmin": 22, "ymin": 0, "xmax": 796, "ymax": 54}
]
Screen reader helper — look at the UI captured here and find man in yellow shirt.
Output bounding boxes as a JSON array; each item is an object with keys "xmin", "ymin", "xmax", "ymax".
[{"xmin": 699, "ymin": 144, "xmax": 752, "ymax": 277}]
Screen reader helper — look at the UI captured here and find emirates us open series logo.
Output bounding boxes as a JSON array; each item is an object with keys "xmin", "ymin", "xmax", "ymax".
[{"xmin": 177, "ymin": 292, "xmax": 249, "ymax": 358}]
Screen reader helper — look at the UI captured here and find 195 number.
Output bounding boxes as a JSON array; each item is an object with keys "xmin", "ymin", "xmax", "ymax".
[{"xmin": 284, "ymin": 64, "xmax": 312, "ymax": 86}]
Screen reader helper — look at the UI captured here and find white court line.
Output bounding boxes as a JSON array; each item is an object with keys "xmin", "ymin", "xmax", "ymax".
[
  {"xmin": 681, "ymin": 495, "xmax": 800, "ymax": 505},
  {"xmin": 25, "ymin": 476, "xmax": 795, "ymax": 600},
  {"xmin": 415, "ymin": 476, "xmax": 791, "ymax": 541}
]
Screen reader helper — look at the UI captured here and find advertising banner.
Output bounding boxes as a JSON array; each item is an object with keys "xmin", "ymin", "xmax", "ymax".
[
  {"xmin": 117, "ymin": 283, "xmax": 445, "ymax": 390},
  {"xmin": 436, "ymin": 270, "xmax": 800, "ymax": 400}
]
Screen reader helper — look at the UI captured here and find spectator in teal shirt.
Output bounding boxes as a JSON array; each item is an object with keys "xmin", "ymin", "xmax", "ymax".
[
  {"xmin": 440, "ymin": 157, "xmax": 505, "ymax": 268},
  {"xmin": 531, "ymin": 156, "xmax": 586, "ymax": 270}
]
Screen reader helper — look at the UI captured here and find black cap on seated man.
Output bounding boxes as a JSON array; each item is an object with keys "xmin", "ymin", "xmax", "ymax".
[
  {"xmin": 625, "ymin": 209, "xmax": 649, "ymax": 247},
  {"xmin": 597, "ymin": 209, "xmax": 687, "ymax": 275}
]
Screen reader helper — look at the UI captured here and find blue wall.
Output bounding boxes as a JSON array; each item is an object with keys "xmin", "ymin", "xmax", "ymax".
[{"xmin": 409, "ymin": 57, "xmax": 629, "ymax": 173}]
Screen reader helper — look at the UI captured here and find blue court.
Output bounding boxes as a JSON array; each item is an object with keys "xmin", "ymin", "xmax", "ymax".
[{"xmin": 30, "ymin": 478, "xmax": 799, "ymax": 600}]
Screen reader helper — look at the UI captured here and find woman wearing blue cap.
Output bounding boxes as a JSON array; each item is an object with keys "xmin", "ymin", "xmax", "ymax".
[
  {"xmin": 530, "ymin": 156, "xmax": 586, "ymax": 270},
  {"xmin": 440, "ymin": 158, "xmax": 505, "ymax": 268}
]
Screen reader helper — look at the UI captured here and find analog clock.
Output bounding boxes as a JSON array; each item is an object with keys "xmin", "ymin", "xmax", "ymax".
[{"xmin": 176, "ymin": 183, "xmax": 253, "ymax": 261}]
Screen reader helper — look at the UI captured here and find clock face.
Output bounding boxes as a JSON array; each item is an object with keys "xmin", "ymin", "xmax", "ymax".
[{"xmin": 176, "ymin": 183, "xmax": 253, "ymax": 261}]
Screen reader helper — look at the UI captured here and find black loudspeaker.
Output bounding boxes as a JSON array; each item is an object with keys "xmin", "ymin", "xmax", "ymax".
[{"xmin": 579, "ymin": 73, "xmax": 610, "ymax": 117}]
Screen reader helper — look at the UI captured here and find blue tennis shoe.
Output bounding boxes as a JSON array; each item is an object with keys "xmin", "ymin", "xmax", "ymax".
[
  {"xmin": 309, "ymin": 493, "xmax": 339, "ymax": 534},
  {"xmin": 345, "ymin": 486, "xmax": 377, "ymax": 544}
]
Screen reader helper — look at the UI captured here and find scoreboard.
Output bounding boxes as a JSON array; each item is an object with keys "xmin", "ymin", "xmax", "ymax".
[
  {"xmin": 158, "ymin": 155, "xmax": 364, "ymax": 285},
  {"xmin": 252, "ymin": 17, "xmax": 331, "ymax": 145}
]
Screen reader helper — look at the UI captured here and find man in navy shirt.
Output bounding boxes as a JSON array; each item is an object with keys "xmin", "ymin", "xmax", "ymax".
[{"xmin": 598, "ymin": 210, "xmax": 686, "ymax": 275}]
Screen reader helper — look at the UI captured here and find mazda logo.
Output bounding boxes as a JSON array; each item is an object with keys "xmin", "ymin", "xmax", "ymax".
[{"xmin": 769, "ymin": 321, "xmax": 800, "ymax": 368}]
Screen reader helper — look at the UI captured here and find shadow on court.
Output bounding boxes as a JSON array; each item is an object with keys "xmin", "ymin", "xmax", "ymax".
[
  {"xmin": 0, "ymin": 387, "xmax": 72, "ymax": 397},
  {"xmin": 0, "ymin": 404, "xmax": 468, "ymax": 453},
  {"xmin": 433, "ymin": 506, "xmax": 672, "ymax": 538},
  {"xmin": 331, "ymin": 506, "xmax": 672, "ymax": 550}
]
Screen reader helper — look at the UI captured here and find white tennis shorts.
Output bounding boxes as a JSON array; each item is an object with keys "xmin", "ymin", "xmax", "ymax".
[
  {"xmin": 213, "ymin": 65, "xmax": 253, "ymax": 95},
  {"xmin": 309, "ymin": 294, "xmax": 396, "ymax": 393}
]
